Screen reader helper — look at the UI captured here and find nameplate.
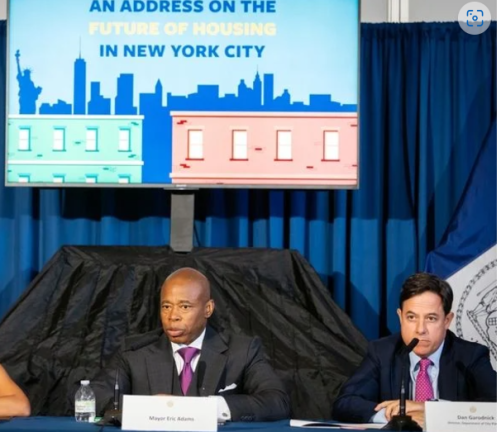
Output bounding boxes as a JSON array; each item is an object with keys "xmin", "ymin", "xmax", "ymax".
[
  {"xmin": 121, "ymin": 395, "xmax": 218, "ymax": 431},
  {"xmin": 425, "ymin": 401, "xmax": 496, "ymax": 432}
]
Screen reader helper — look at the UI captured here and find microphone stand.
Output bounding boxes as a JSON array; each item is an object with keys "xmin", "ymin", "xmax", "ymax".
[
  {"xmin": 382, "ymin": 338, "xmax": 422, "ymax": 431},
  {"xmin": 98, "ymin": 330, "xmax": 163, "ymax": 426},
  {"xmin": 98, "ymin": 369, "xmax": 122, "ymax": 426}
]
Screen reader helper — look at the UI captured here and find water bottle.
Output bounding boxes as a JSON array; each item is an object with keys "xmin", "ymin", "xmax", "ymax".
[{"xmin": 75, "ymin": 380, "xmax": 96, "ymax": 422}]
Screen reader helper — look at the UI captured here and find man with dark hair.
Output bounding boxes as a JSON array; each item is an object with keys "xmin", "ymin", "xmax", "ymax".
[
  {"xmin": 92, "ymin": 267, "xmax": 290, "ymax": 422},
  {"xmin": 332, "ymin": 272, "xmax": 496, "ymax": 427}
]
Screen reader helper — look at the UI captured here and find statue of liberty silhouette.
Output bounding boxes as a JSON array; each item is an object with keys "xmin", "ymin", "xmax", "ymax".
[{"xmin": 16, "ymin": 50, "xmax": 42, "ymax": 114}]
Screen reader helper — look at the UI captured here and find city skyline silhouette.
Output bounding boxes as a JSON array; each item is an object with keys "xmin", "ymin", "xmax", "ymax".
[
  {"xmin": 25, "ymin": 49, "xmax": 358, "ymax": 116},
  {"xmin": 16, "ymin": 50, "xmax": 357, "ymax": 183}
]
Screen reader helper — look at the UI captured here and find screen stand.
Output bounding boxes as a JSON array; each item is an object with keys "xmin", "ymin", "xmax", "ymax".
[{"xmin": 170, "ymin": 190, "xmax": 197, "ymax": 253}]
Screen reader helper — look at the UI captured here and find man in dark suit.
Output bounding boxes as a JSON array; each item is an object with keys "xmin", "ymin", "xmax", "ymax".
[
  {"xmin": 93, "ymin": 267, "xmax": 290, "ymax": 422},
  {"xmin": 332, "ymin": 273, "xmax": 496, "ymax": 427}
]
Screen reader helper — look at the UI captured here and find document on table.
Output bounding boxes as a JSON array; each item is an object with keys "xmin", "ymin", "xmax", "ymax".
[{"xmin": 290, "ymin": 419, "xmax": 385, "ymax": 430}]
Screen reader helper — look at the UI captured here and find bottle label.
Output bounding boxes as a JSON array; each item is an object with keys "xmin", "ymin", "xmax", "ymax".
[{"xmin": 75, "ymin": 400, "xmax": 95, "ymax": 412}]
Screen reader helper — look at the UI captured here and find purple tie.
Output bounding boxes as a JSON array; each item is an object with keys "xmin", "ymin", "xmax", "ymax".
[
  {"xmin": 178, "ymin": 347, "xmax": 200, "ymax": 395},
  {"xmin": 415, "ymin": 358, "xmax": 434, "ymax": 402}
]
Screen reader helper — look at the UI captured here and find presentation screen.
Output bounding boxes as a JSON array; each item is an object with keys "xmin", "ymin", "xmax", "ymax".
[{"xmin": 5, "ymin": 0, "xmax": 359, "ymax": 188}]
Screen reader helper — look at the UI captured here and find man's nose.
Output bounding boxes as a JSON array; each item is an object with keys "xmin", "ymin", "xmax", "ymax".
[
  {"xmin": 416, "ymin": 320, "xmax": 427, "ymax": 334},
  {"xmin": 168, "ymin": 309, "xmax": 181, "ymax": 321}
]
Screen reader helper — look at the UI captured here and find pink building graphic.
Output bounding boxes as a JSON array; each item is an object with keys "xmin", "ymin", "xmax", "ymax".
[{"xmin": 170, "ymin": 112, "xmax": 358, "ymax": 187}]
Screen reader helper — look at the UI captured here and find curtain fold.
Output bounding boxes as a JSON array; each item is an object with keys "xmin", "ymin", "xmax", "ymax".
[{"xmin": 0, "ymin": 22, "xmax": 497, "ymax": 339}]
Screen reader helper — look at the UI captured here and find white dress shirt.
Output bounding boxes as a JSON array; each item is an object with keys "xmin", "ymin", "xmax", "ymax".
[
  {"xmin": 170, "ymin": 329, "xmax": 232, "ymax": 422},
  {"xmin": 371, "ymin": 341, "xmax": 445, "ymax": 423}
]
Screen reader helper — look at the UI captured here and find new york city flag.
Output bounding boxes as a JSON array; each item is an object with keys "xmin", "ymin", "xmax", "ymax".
[{"xmin": 426, "ymin": 120, "xmax": 497, "ymax": 369}]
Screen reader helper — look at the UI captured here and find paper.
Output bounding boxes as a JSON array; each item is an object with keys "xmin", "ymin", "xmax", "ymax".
[
  {"xmin": 122, "ymin": 395, "xmax": 218, "ymax": 431},
  {"xmin": 425, "ymin": 401, "xmax": 496, "ymax": 432},
  {"xmin": 290, "ymin": 419, "xmax": 385, "ymax": 430}
]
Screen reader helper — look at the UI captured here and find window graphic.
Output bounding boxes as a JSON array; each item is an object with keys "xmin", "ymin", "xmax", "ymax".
[
  {"xmin": 86, "ymin": 128, "xmax": 98, "ymax": 151},
  {"xmin": 324, "ymin": 131, "xmax": 340, "ymax": 160},
  {"xmin": 53, "ymin": 128, "xmax": 65, "ymax": 151},
  {"xmin": 118, "ymin": 128, "xmax": 131, "ymax": 152},
  {"xmin": 277, "ymin": 130, "xmax": 292, "ymax": 160},
  {"xmin": 18, "ymin": 128, "xmax": 31, "ymax": 151},
  {"xmin": 232, "ymin": 130, "xmax": 248, "ymax": 160},
  {"xmin": 188, "ymin": 130, "xmax": 203, "ymax": 159}
]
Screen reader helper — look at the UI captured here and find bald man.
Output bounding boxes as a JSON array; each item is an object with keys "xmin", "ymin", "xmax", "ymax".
[{"xmin": 92, "ymin": 268, "xmax": 290, "ymax": 422}]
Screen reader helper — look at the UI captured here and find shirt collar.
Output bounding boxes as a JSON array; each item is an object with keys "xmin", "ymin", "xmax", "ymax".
[
  {"xmin": 409, "ymin": 339, "xmax": 445, "ymax": 371},
  {"xmin": 171, "ymin": 328, "xmax": 206, "ymax": 354}
]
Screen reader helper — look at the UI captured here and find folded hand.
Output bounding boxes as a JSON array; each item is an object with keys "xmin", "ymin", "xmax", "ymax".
[{"xmin": 374, "ymin": 400, "xmax": 424, "ymax": 421}]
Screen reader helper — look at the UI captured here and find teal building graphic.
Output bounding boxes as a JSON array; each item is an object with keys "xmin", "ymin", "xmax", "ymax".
[{"xmin": 7, "ymin": 115, "xmax": 144, "ymax": 184}]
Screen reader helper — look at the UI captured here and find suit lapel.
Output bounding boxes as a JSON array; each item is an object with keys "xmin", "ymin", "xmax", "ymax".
[
  {"xmin": 197, "ymin": 327, "xmax": 228, "ymax": 396},
  {"xmin": 438, "ymin": 332, "xmax": 457, "ymax": 400},
  {"xmin": 146, "ymin": 335, "xmax": 175, "ymax": 395}
]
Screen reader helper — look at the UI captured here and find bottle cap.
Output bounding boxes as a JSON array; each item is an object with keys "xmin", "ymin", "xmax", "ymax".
[{"xmin": 80, "ymin": 380, "xmax": 90, "ymax": 385}]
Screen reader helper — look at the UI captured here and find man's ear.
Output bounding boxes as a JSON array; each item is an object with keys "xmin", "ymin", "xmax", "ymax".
[
  {"xmin": 205, "ymin": 299, "xmax": 215, "ymax": 318},
  {"xmin": 397, "ymin": 308, "xmax": 404, "ymax": 326},
  {"xmin": 444, "ymin": 311, "xmax": 454, "ymax": 328}
]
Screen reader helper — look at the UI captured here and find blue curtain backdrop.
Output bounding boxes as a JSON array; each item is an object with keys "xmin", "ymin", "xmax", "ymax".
[{"xmin": 0, "ymin": 22, "xmax": 497, "ymax": 339}]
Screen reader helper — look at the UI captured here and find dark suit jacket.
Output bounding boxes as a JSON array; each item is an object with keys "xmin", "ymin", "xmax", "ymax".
[
  {"xmin": 92, "ymin": 327, "xmax": 290, "ymax": 421},
  {"xmin": 332, "ymin": 330, "xmax": 497, "ymax": 422}
]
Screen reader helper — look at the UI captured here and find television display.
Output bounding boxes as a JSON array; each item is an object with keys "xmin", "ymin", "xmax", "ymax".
[{"xmin": 5, "ymin": 0, "xmax": 359, "ymax": 188}]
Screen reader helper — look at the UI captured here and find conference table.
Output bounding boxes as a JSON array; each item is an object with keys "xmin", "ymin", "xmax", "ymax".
[{"xmin": 0, "ymin": 418, "xmax": 384, "ymax": 432}]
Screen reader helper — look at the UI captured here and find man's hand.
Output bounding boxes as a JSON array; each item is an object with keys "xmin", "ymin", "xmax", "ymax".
[{"xmin": 374, "ymin": 400, "xmax": 425, "ymax": 421}]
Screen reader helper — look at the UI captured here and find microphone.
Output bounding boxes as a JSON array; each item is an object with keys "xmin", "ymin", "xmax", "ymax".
[
  {"xmin": 382, "ymin": 338, "xmax": 422, "ymax": 431},
  {"xmin": 398, "ymin": 338, "xmax": 419, "ymax": 417},
  {"xmin": 98, "ymin": 368, "xmax": 122, "ymax": 427},
  {"xmin": 97, "ymin": 329, "xmax": 163, "ymax": 427},
  {"xmin": 113, "ymin": 368, "xmax": 120, "ymax": 411}
]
